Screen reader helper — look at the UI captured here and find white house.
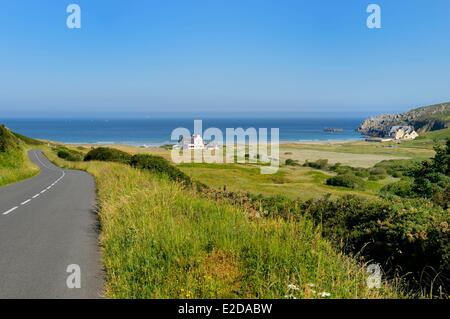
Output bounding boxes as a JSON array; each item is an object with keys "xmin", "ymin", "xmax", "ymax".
[
  {"xmin": 388, "ymin": 126, "xmax": 419, "ymax": 140},
  {"xmin": 177, "ymin": 134, "xmax": 205, "ymax": 150}
]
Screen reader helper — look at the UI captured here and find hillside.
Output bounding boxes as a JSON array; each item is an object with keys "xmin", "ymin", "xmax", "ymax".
[
  {"xmin": 358, "ymin": 102, "xmax": 450, "ymax": 137},
  {"xmin": 0, "ymin": 124, "xmax": 39, "ymax": 186},
  {"xmin": 0, "ymin": 124, "xmax": 22, "ymax": 153}
]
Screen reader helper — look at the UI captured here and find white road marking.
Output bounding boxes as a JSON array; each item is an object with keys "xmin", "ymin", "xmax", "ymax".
[
  {"xmin": 34, "ymin": 151, "xmax": 55, "ymax": 171},
  {"xmin": 21, "ymin": 199, "xmax": 31, "ymax": 205},
  {"xmin": 3, "ymin": 207, "xmax": 18, "ymax": 216},
  {"xmin": 2, "ymin": 151, "xmax": 67, "ymax": 217}
]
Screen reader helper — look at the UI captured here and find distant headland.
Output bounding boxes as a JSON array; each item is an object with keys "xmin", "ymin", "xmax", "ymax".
[{"xmin": 358, "ymin": 102, "xmax": 450, "ymax": 140}]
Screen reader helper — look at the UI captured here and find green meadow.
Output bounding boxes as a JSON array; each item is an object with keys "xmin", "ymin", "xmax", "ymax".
[
  {"xmin": 42, "ymin": 148, "xmax": 402, "ymax": 298},
  {"xmin": 2, "ymin": 126, "xmax": 448, "ymax": 298}
]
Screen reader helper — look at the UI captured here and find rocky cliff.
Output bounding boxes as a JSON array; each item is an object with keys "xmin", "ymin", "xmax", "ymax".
[{"xmin": 358, "ymin": 102, "xmax": 450, "ymax": 137}]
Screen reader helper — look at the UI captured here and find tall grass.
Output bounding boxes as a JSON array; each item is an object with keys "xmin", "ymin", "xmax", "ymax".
[
  {"xmin": 0, "ymin": 148, "xmax": 39, "ymax": 187},
  {"xmin": 46, "ymin": 149, "xmax": 403, "ymax": 298}
]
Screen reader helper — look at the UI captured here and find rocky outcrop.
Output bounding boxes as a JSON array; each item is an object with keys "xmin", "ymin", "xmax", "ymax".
[{"xmin": 358, "ymin": 102, "xmax": 450, "ymax": 137}]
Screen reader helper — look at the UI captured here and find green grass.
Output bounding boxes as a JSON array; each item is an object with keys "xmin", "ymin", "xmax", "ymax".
[
  {"xmin": 0, "ymin": 125, "xmax": 39, "ymax": 186},
  {"xmin": 44, "ymin": 149, "xmax": 403, "ymax": 299},
  {"xmin": 0, "ymin": 146, "xmax": 40, "ymax": 187},
  {"xmin": 179, "ymin": 163, "xmax": 390, "ymax": 200}
]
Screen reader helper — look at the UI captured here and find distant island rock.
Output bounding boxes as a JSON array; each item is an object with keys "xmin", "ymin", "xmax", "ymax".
[{"xmin": 358, "ymin": 102, "xmax": 450, "ymax": 138}]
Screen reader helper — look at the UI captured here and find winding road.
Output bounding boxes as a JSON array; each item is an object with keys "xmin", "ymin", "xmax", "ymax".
[{"xmin": 0, "ymin": 150, "xmax": 103, "ymax": 298}]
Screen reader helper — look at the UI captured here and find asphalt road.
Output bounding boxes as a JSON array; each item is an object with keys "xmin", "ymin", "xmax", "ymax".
[{"xmin": 0, "ymin": 150, "xmax": 103, "ymax": 298}]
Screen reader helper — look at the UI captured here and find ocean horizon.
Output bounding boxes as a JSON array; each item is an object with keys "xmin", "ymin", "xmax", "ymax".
[{"xmin": 2, "ymin": 117, "xmax": 365, "ymax": 146}]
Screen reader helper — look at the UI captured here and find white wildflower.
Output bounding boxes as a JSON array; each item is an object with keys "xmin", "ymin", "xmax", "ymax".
[{"xmin": 287, "ymin": 284, "xmax": 299, "ymax": 291}]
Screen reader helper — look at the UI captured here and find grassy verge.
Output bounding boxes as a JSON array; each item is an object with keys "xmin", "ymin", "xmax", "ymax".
[
  {"xmin": 0, "ymin": 145, "xmax": 39, "ymax": 187},
  {"xmin": 43, "ymin": 148, "xmax": 403, "ymax": 298}
]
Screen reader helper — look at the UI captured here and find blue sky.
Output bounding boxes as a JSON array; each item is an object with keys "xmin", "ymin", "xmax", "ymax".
[{"xmin": 0, "ymin": 0, "xmax": 449, "ymax": 117}]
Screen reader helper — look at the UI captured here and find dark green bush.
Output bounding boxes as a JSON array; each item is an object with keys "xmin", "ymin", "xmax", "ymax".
[
  {"xmin": 285, "ymin": 158, "xmax": 299, "ymax": 166},
  {"xmin": 374, "ymin": 159, "xmax": 418, "ymax": 177},
  {"xmin": 398, "ymin": 140, "xmax": 450, "ymax": 208},
  {"xmin": 329, "ymin": 164, "xmax": 370, "ymax": 177},
  {"xmin": 368, "ymin": 174, "xmax": 387, "ymax": 181},
  {"xmin": 303, "ymin": 195, "xmax": 450, "ymax": 296},
  {"xmin": 380, "ymin": 179, "xmax": 414, "ymax": 197},
  {"xmin": 130, "ymin": 154, "xmax": 191, "ymax": 186},
  {"xmin": 56, "ymin": 147, "xmax": 83, "ymax": 162},
  {"xmin": 303, "ymin": 159, "xmax": 329, "ymax": 169},
  {"xmin": 329, "ymin": 162, "xmax": 341, "ymax": 170},
  {"xmin": 392, "ymin": 171, "xmax": 403, "ymax": 178},
  {"xmin": 326, "ymin": 174, "xmax": 365, "ymax": 189},
  {"xmin": 354, "ymin": 169, "xmax": 370, "ymax": 178},
  {"xmin": 369, "ymin": 167, "xmax": 387, "ymax": 176},
  {"xmin": 84, "ymin": 147, "xmax": 131, "ymax": 164}
]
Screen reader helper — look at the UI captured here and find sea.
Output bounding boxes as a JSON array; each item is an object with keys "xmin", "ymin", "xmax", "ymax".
[{"xmin": 1, "ymin": 117, "xmax": 365, "ymax": 146}]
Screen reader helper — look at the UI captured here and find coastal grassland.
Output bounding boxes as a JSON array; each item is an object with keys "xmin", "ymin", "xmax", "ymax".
[
  {"xmin": 0, "ymin": 125, "xmax": 39, "ymax": 187},
  {"xmin": 62, "ymin": 129, "xmax": 443, "ymax": 202},
  {"xmin": 280, "ymin": 141, "xmax": 434, "ymax": 164},
  {"xmin": 280, "ymin": 128, "xmax": 448, "ymax": 161},
  {"xmin": 42, "ymin": 148, "xmax": 402, "ymax": 298},
  {"xmin": 71, "ymin": 139, "xmax": 430, "ymax": 200},
  {"xmin": 178, "ymin": 163, "xmax": 395, "ymax": 200}
]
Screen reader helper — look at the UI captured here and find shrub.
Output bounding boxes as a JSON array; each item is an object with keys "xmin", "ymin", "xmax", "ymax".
[
  {"xmin": 406, "ymin": 140, "xmax": 450, "ymax": 205},
  {"xmin": 285, "ymin": 158, "xmax": 299, "ymax": 166},
  {"xmin": 380, "ymin": 180, "xmax": 414, "ymax": 197},
  {"xmin": 130, "ymin": 154, "xmax": 191, "ymax": 186},
  {"xmin": 374, "ymin": 159, "xmax": 417, "ymax": 177},
  {"xmin": 368, "ymin": 174, "xmax": 387, "ymax": 181},
  {"xmin": 354, "ymin": 169, "xmax": 370, "ymax": 178},
  {"xmin": 369, "ymin": 167, "xmax": 387, "ymax": 176},
  {"xmin": 329, "ymin": 162, "xmax": 341, "ymax": 170},
  {"xmin": 303, "ymin": 195, "xmax": 450, "ymax": 296},
  {"xmin": 56, "ymin": 147, "xmax": 83, "ymax": 162},
  {"xmin": 391, "ymin": 171, "xmax": 403, "ymax": 178},
  {"xmin": 303, "ymin": 159, "xmax": 329, "ymax": 170},
  {"xmin": 326, "ymin": 174, "xmax": 365, "ymax": 189},
  {"xmin": 84, "ymin": 147, "xmax": 131, "ymax": 164}
]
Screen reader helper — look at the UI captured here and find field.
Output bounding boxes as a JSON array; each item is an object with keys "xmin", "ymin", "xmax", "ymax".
[
  {"xmin": 42, "ymin": 148, "xmax": 401, "ymax": 298},
  {"xmin": 2, "ymin": 128, "xmax": 447, "ymax": 298},
  {"xmin": 76, "ymin": 129, "xmax": 448, "ymax": 201}
]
